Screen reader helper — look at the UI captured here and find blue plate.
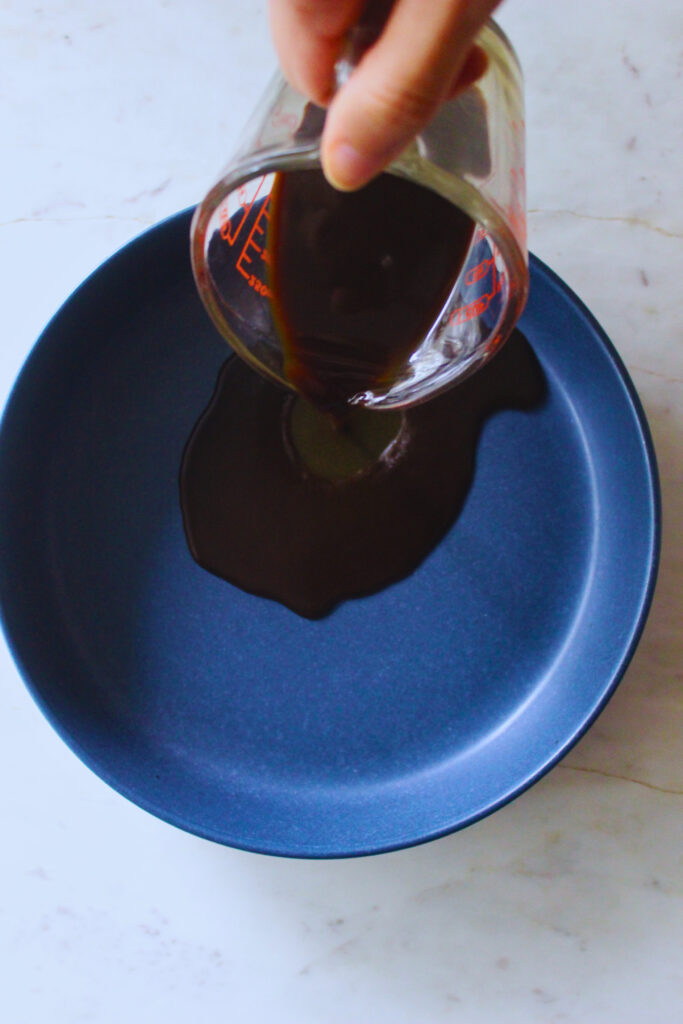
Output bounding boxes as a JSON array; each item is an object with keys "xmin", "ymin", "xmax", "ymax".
[{"xmin": 0, "ymin": 210, "xmax": 659, "ymax": 858}]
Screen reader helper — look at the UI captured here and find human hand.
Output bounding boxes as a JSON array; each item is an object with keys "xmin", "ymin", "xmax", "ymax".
[{"xmin": 269, "ymin": 0, "xmax": 501, "ymax": 190}]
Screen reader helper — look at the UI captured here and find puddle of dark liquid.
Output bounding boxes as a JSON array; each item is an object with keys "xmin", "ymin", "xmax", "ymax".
[{"xmin": 180, "ymin": 329, "xmax": 546, "ymax": 618}]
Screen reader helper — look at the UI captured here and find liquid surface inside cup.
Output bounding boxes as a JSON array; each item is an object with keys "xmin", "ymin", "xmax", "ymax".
[
  {"xmin": 267, "ymin": 169, "xmax": 475, "ymax": 412},
  {"xmin": 194, "ymin": 24, "xmax": 527, "ymax": 410},
  {"xmin": 198, "ymin": 167, "xmax": 510, "ymax": 410}
]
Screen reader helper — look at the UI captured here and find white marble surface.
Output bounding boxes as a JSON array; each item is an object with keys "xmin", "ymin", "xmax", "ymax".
[{"xmin": 1, "ymin": 1, "xmax": 681, "ymax": 1021}]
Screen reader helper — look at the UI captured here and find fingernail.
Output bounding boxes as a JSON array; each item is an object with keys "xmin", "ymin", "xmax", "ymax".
[{"xmin": 323, "ymin": 142, "xmax": 379, "ymax": 191}]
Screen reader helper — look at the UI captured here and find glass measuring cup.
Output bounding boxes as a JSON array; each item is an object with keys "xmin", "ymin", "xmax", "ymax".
[{"xmin": 191, "ymin": 19, "xmax": 527, "ymax": 410}]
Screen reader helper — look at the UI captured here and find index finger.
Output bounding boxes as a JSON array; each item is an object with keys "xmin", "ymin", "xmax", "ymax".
[{"xmin": 268, "ymin": 0, "xmax": 366, "ymax": 105}]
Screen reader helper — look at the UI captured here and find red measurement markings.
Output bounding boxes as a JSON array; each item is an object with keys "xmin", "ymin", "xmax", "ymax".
[
  {"xmin": 449, "ymin": 257, "xmax": 505, "ymax": 326},
  {"xmin": 219, "ymin": 175, "xmax": 267, "ymax": 246},
  {"xmin": 236, "ymin": 194, "xmax": 272, "ymax": 298},
  {"xmin": 270, "ymin": 101, "xmax": 298, "ymax": 133},
  {"xmin": 465, "ymin": 255, "xmax": 495, "ymax": 286}
]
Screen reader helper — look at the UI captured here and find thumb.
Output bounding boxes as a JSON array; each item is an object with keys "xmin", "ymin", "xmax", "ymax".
[{"xmin": 321, "ymin": 0, "xmax": 497, "ymax": 190}]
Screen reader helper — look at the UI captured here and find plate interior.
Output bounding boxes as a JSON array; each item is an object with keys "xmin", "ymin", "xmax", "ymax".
[{"xmin": 0, "ymin": 212, "xmax": 659, "ymax": 856}]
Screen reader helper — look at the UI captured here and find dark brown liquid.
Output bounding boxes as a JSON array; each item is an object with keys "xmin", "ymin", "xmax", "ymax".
[
  {"xmin": 268, "ymin": 170, "xmax": 475, "ymax": 410},
  {"xmin": 180, "ymin": 330, "xmax": 545, "ymax": 618},
  {"xmin": 183, "ymin": 172, "xmax": 538, "ymax": 616}
]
